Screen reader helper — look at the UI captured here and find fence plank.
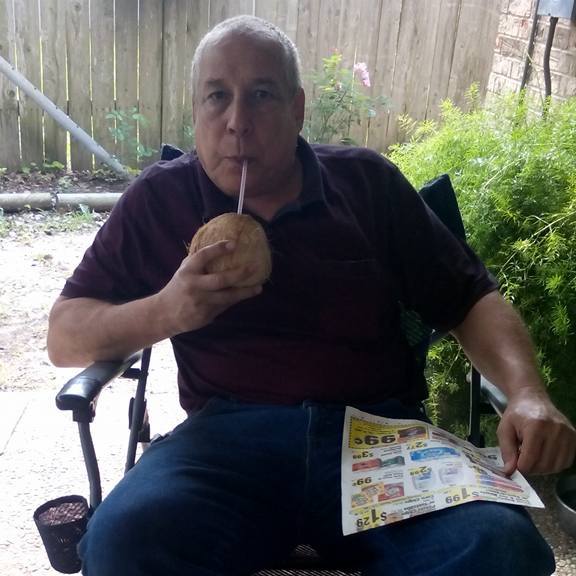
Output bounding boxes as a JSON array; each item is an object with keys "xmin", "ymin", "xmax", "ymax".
[
  {"xmin": 40, "ymin": 0, "xmax": 67, "ymax": 166},
  {"xmin": 284, "ymin": 0, "xmax": 299, "ymax": 44},
  {"xmin": 66, "ymin": 0, "xmax": 92, "ymax": 171},
  {"xmin": 356, "ymin": 0, "xmax": 385, "ymax": 147},
  {"xmin": 316, "ymin": 0, "xmax": 342, "ymax": 67},
  {"xmin": 255, "ymin": 0, "xmax": 299, "ymax": 42},
  {"xmin": 296, "ymin": 0, "xmax": 321, "ymax": 120},
  {"xmin": 367, "ymin": 0, "xmax": 402, "ymax": 151},
  {"xmin": 337, "ymin": 0, "xmax": 383, "ymax": 146},
  {"xmin": 115, "ymin": 0, "xmax": 139, "ymax": 168},
  {"xmin": 181, "ymin": 0, "xmax": 210, "ymax": 152},
  {"xmin": 386, "ymin": 0, "xmax": 442, "ymax": 148},
  {"xmin": 209, "ymin": 0, "xmax": 254, "ymax": 27},
  {"xmin": 297, "ymin": 0, "xmax": 330, "ymax": 142},
  {"xmin": 254, "ymin": 0, "xmax": 279, "ymax": 23},
  {"xmin": 425, "ymin": 0, "xmax": 462, "ymax": 121},
  {"xmin": 14, "ymin": 0, "xmax": 43, "ymax": 167},
  {"xmin": 448, "ymin": 0, "xmax": 500, "ymax": 107},
  {"xmin": 161, "ymin": 0, "xmax": 188, "ymax": 148},
  {"xmin": 90, "ymin": 0, "xmax": 115, "ymax": 162},
  {"xmin": 138, "ymin": 0, "xmax": 164, "ymax": 165},
  {"xmin": 0, "ymin": 0, "xmax": 20, "ymax": 171}
]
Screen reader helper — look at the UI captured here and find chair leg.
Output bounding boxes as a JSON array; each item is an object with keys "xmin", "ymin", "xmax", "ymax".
[
  {"xmin": 468, "ymin": 366, "xmax": 485, "ymax": 447},
  {"xmin": 78, "ymin": 422, "xmax": 102, "ymax": 510},
  {"xmin": 125, "ymin": 348, "xmax": 152, "ymax": 473}
]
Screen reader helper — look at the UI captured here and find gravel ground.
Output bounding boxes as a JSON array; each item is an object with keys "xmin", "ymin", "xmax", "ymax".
[{"xmin": 0, "ymin": 211, "xmax": 575, "ymax": 574}]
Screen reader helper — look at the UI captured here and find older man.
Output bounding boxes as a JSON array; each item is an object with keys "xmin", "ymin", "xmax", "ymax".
[{"xmin": 48, "ymin": 15, "xmax": 573, "ymax": 576}]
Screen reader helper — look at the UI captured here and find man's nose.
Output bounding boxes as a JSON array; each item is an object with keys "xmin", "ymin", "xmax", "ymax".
[{"xmin": 226, "ymin": 98, "xmax": 252, "ymax": 136}]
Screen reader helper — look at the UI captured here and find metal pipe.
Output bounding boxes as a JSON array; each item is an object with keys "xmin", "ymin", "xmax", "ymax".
[
  {"xmin": 0, "ymin": 55, "xmax": 130, "ymax": 179},
  {"xmin": 543, "ymin": 16, "xmax": 559, "ymax": 99},
  {"xmin": 520, "ymin": 0, "xmax": 541, "ymax": 91},
  {"xmin": 124, "ymin": 348, "xmax": 152, "ymax": 473},
  {"xmin": 78, "ymin": 422, "xmax": 102, "ymax": 510}
]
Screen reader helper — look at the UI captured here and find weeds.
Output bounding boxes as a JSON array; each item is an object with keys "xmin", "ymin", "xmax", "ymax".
[
  {"xmin": 106, "ymin": 107, "xmax": 157, "ymax": 168},
  {"xmin": 0, "ymin": 207, "xmax": 9, "ymax": 238},
  {"xmin": 54, "ymin": 205, "xmax": 96, "ymax": 232},
  {"xmin": 303, "ymin": 51, "xmax": 389, "ymax": 145}
]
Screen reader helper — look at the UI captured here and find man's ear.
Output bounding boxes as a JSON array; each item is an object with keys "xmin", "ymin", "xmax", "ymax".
[{"xmin": 293, "ymin": 87, "xmax": 305, "ymax": 130}]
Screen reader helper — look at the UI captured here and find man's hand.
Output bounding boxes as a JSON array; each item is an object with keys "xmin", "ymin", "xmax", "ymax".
[
  {"xmin": 498, "ymin": 388, "xmax": 576, "ymax": 476},
  {"xmin": 47, "ymin": 240, "xmax": 263, "ymax": 367},
  {"xmin": 155, "ymin": 240, "xmax": 263, "ymax": 335},
  {"xmin": 451, "ymin": 292, "xmax": 576, "ymax": 476}
]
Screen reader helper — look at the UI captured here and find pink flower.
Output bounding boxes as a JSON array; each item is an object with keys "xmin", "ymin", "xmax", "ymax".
[{"xmin": 353, "ymin": 62, "xmax": 371, "ymax": 88}]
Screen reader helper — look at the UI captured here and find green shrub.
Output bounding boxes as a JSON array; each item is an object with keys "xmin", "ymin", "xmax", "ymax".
[
  {"xmin": 303, "ymin": 51, "xmax": 388, "ymax": 145},
  {"xmin": 388, "ymin": 90, "xmax": 576, "ymax": 434},
  {"xmin": 106, "ymin": 107, "xmax": 157, "ymax": 168}
]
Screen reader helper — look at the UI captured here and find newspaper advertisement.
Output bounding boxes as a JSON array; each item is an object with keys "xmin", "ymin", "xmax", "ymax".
[{"xmin": 341, "ymin": 406, "xmax": 544, "ymax": 535}]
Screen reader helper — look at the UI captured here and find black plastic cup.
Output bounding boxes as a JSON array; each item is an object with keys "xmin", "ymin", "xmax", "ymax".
[{"xmin": 33, "ymin": 495, "xmax": 89, "ymax": 574}]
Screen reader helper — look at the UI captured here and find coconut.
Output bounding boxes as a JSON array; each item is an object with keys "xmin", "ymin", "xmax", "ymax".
[{"xmin": 189, "ymin": 213, "xmax": 272, "ymax": 287}]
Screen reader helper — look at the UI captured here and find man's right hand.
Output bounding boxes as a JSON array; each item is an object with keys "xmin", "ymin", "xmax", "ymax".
[
  {"xmin": 155, "ymin": 240, "xmax": 263, "ymax": 335},
  {"xmin": 47, "ymin": 240, "xmax": 263, "ymax": 367}
]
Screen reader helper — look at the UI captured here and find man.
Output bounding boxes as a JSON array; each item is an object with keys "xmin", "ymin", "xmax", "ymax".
[{"xmin": 47, "ymin": 15, "xmax": 574, "ymax": 576}]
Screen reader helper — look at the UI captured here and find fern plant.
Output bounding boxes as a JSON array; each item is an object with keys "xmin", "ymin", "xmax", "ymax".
[{"xmin": 388, "ymin": 90, "xmax": 576, "ymax": 434}]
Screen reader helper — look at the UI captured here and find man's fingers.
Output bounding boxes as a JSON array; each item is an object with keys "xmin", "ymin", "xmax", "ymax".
[
  {"xmin": 498, "ymin": 396, "xmax": 576, "ymax": 476},
  {"xmin": 206, "ymin": 284, "xmax": 263, "ymax": 310},
  {"xmin": 186, "ymin": 240, "xmax": 235, "ymax": 273},
  {"xmin": 515, "ymin": 426, "xmax": 545, "ymax": 474},
  {"xmin": 522, "ymin": 425, "xmax": 576, "ymax": 475},
  {"xmin": 200, "ymin": 266, "xmax": 260, "ymax": 291},
  {"xmin": 497, "ymin": 418, "xmax": 520, "ymax": 476},
  {"xmin": 185, "ymin": 242, "xmax": 261, "ymax": 290}
]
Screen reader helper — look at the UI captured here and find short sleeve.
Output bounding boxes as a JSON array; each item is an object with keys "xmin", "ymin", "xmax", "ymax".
[
  {"xmin": 383, "ymin": 166, "xmax": 497, "ymax": 332},
  {"xmin": 61, "ymin": 178, "xmax": 157, "ymax": 302}
]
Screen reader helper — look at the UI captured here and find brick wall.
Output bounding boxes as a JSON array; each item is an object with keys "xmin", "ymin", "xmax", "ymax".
[{"xmin": 487, "ymin": 0, "xmax": 576, "ymax": 101}]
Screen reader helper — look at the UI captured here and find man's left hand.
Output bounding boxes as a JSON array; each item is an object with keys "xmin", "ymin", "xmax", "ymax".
[{"xmin": 498, "ymin": 389, "xmax": 576, "ymax": 476}]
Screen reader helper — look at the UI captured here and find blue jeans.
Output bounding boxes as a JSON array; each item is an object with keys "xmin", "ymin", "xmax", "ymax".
[{"xmin": 78, "ymin": 398, "xmax": 555, "ymax": 575}]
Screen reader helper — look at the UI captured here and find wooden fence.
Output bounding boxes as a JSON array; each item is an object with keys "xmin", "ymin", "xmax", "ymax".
[{"xmin": 0, "ymin": 0, "xmax": 500, "ymax": 172}]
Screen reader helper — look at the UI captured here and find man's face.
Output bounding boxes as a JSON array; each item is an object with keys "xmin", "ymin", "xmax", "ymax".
[{"xmin": 193, "ymin": 33, "xmax": 305, "ymax": 199}]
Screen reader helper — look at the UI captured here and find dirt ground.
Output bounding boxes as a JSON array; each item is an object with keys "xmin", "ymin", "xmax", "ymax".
[
  {"xmin": 1, "ymin": 191, "xmax": 575, "ymax": 574},
  {"xmin": 0, "ymin": 211, "xmax": 107, "ymax": 393}
]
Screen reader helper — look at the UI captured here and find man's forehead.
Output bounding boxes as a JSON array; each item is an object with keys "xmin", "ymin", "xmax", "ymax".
[
  {"xmin": 198, "ymin": 33, "xmax": 282, "ymax": 71},
  {"xmin": 201, "ymin": 76, "xmax": 280, "ymax": 88}
]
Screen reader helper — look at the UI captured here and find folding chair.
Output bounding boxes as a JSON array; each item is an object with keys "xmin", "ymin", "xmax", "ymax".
[{"xmin": 47, "ymin": 145, "xmax": 506, "ymax": 574}]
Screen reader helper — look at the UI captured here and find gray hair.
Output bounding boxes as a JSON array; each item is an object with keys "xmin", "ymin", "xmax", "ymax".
[{"xmin": 191, "ymin": 15, "xmax": 302, "ymax": 100}]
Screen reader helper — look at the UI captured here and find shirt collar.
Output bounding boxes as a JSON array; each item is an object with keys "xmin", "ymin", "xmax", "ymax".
[{"xmin": 196, "ymin": 135, "xmax": 326, "ymax": 223}]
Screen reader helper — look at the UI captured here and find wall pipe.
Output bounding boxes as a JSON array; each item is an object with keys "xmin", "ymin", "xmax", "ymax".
[
  {"xmin": 0, "ymin": 55, "xmax": 130, "ymax": 179},
  {"xmin": 520, "ymin": 0, "xmax": 541, "ymax": 91},
  {"xmin": 543, "ymin": 16, "xmax": 559, "ymax": 99}
]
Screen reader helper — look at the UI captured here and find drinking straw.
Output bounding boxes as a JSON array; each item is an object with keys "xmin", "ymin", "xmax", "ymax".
[{"xmin": 237, "ymin": 160, "xmax": 247, "ymax": 214}]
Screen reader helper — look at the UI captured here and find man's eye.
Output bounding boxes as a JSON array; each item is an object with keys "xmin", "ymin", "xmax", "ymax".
[
  {"xmin": 254, "ymin": 89, "xmax": 273, "ymax": 101},
  {"xmin": 207, "ymin": 91, "xmax": 226, "ymax": 102}
]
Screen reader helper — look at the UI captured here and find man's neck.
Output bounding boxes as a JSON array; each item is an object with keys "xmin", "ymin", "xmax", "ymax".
[{"xmin": 243, "ymin": 157, "xmax": 303, "ymax": 222}]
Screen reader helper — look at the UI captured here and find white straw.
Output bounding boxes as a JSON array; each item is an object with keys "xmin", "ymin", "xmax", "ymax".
[{"xmin": 237, "ymin": 160, "xmax": 247, "ymax": 214}]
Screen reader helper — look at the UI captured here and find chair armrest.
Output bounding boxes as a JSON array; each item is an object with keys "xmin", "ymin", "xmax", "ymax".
[
  {"xmin": 480, "ymin": 375, "xmax": 508, "ymax": 417},
  {"xmin": 55, "ymin": 352, "xmax": 142, "ymax": 422}
]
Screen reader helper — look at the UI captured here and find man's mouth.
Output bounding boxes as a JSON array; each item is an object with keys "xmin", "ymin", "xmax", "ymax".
[{"xmin": 226, "ymin": 156, "xmax": 253, "ymax": 164}]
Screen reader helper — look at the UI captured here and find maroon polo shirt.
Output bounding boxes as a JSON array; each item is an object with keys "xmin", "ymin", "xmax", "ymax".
[{"xmin": 61, "ymin": 138, "xmax": 497, "ymax": 411}]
